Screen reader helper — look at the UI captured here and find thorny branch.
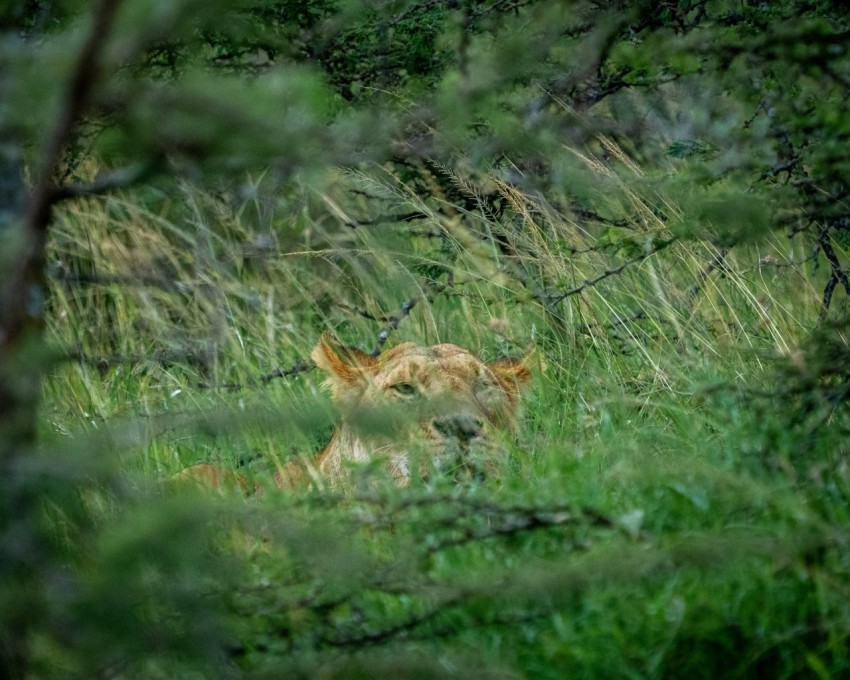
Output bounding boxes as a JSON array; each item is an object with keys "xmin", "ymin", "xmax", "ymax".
[
  {"xmin": 421, "ymin": 506, "xmax": 615, "ymax": 556},
  {"xmin": 817, "ymin": 227, "xmax": 850, "ymax": 319},
  {"xmin": 258, "ymin": 359, "xmax": 315, "ymax": 385},
  {"xmin": 202, "ymin": 359, "xmax": 316, "ymax": 391},
  {"xmin": 51, "ymin": 266, "xmax": 195, "ymax": 290},
  {"xmin": 370, "ymin": 296, "xmax": 422, "ymax": 356},
  {"xmin": 23, "ymin": 0, "xmax": 122, "ymax": 239},
  {"xmin": 350, "ymin": 211, "xmax": 430, "ymax": 227},
  {"xmin": 388, "ymin": 0, "xmax": 534, "ymax": 27},
  {"xmin": 543, "ymin": 237, "xmax": 677, "ymax": 306},
  {"xmin": 0, "ymin": 1, "xmax": 123, "ymax": 676},
  {"xmin": 310, "ymin": 598, "xmax": 559, "ymax": 652},
  {"xmin": 369, "ymin": 278, "xmax": 446, "ymax": 356},
  {"xmin": 234, "ymin": 495, "xmax": 628, "ymax": 655},
  {"xmin": 49, "ymin": 163, "xmax": 156, "ymax": 202},
  {"xmin": 62, "ymin": 275, "xmax": 444, "ymax": 388},
  {"xmin": 335, "ymin": 302, "xmax": 399, "ymax": 324},
  {"xmin": 317, "ymin": 593, "xmax": 469, "ymax": 649},
  {"xmin": 295, "ymin": 492, "xmax": 623, "ymax": 555},
  {"xmin": 2, "ymin": 0, "xmax": 122, "ymax": 357}
]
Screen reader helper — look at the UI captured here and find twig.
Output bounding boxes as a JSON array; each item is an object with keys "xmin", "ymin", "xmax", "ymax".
[
  {"xmin": 305, "ymin": 492, "xmax": 619, "ymax": 540},
  {"xmin": 369, "ymin": 278, "xmax": 446, "ymax": 356},
  {"xmin": 50, "ymin": 266, "xmax": 190, "ymax": 290},
  {"xmin": 24, "ymin": 0, "xmax": 122, "ymax": 238},
  {"xmin": 543, "ymin": 237, "xmax": 677, "ymax": 306},
  {"xmin": 817, "ymin": 228, "xmax": 850, "ymax": 319},
  {"xmin": 208, "ymin": 359, "xmax": 316, "ymax": 391},
  {"xmin": 389, "ymin": 0, "xmax": 458, "ymax": 26},
  {"xmin": 49, "ymin": 163, "xmax": 155, "ymax": 202},
  {"xmin": 423, "ymin": 506, "xmax": 615, "ymax": 555},
  {"xmin": 3, "ymin": 0, "xmax": 122, "ymax": 357},
  {"xmin": 370, "ymin": 296, "xmax": 422, "ymax": 356},
  {"xmin": 335, "ymin": 302, "xmax": 397, "ymax": 324},
  {"xmin": 352, "ymin": 211, "xmax": 430, "ymax": 227},
  {"xmin": 64, "ymin": 349, "xmax": 316, "ymax": 390},
  {"xmin": 318, "ymin": 593, "xmax": 467, "ymax": 649},
  {"xmin": 761, "ymin": 155, "xmax": 801, "ymax": 182},
  {"xmin": 733, "ymin": 250, "xmax": 818, "ymax": 276},
  {"xmin": 471, "ymin": 0, "xmax": 537, "ymax": 19},
  {"xmin": 258, "ymin": 360, "xmax": 315, "ymax": 384},
  {"xmin": 316, "ymin": 598, "xmax": 555, "ymax": 651}
]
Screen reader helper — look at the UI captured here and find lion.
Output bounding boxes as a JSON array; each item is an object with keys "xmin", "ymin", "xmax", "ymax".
[
  {"xmin": 171, "ymin": 335, "xmax": 531, "ymax": 491},
  {"xmin": 290, "ymin": 335, "xmax": 532, "ymax": 486}
]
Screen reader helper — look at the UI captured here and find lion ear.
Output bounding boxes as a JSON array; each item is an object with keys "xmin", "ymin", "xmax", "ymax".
[
  {"xmin": 488, "ymin": 354, "xmax": 533, "ymax": 392},
  {"xmin": 311, "ymin": 333, "xmax": 377, "ymax": 387}
]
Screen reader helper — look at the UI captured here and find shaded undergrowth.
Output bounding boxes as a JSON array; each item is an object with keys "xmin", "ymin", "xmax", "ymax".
[{"xmin": 37, "ymin": 150, "xmax": 850, "ymax": 677}]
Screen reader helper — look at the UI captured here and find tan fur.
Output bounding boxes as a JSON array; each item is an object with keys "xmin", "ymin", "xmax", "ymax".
[
  {"xmin": 167, "ymin": 462, "xmax": 255, "ymax": 494},
  {"xmin": 169, "ymin": 336, "xmax": 531, "ymax": 492},
  {"xmin": 300, "ymin": 334, "xmax": 532, "ymax": 486}
]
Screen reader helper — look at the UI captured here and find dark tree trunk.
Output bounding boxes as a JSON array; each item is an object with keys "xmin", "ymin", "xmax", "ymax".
[
  {"xmin": 0, "ymin": 144, "xmax": 43, "ymax": 680},
  {"xmin": 0, "ymin": 3, "xmax": 122, "ymax": 675}
]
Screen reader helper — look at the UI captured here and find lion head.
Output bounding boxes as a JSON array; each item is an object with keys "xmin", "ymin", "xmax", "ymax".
[{"xmin": 310, "ymin": 335, "xmax": 532, "ymax": 485}]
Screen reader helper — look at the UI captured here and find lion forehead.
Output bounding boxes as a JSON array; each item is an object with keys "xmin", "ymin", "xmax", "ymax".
[
  {"xmin": 374, "ymin": 345, "xmax": 494, "ymax": 390},
  {"xmin": 306, "ymin": 336, "xmax": 532, "ymax": 487}
]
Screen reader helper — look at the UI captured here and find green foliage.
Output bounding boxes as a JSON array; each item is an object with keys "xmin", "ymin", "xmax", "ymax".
[
  {"xmin": 34, "ymin": 159, "xmax": 849, "ymax": 676},
  {"xmin": 3, "ymin": 0, "xmax": 850, "ymax": 677}
]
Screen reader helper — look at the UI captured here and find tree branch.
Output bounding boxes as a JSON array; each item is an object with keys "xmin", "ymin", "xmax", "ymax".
[
  {"xmin": 369, "ymin": 278, "xmax": 447, "ymax": 356},
  {"xmin": 49, "ymin": 162, "xmax": 156, "ymax": 202},
  {"xmin": 817, "ymin": 228, "xmax": 850, "ymax": 319},
  {"xmin": 24, "ymin": 0, "xmax": 122, "ymax": 238},
  {"xmin": 543, "ymin": 237, "xmax": 677, "ymax": 306}
]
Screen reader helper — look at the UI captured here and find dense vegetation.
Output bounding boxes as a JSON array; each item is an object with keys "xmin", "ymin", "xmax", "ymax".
[{"xmin": 2, "ymin": 1, "xmax": 850, "ymax": 677}]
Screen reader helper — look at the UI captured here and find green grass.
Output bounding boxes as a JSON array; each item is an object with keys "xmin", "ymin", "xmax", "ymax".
[{"xmin": 37, "ymin": 154, "xmax": 850, "ymax": 677}]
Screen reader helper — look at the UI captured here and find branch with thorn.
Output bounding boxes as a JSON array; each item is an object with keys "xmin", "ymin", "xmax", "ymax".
[
  {"xmin": 370, "ymin": 278, "xmax": 446, "ymax": 356},
  {"xmin": 817, "ymin": 228, "xmax": 850, "ymax": 319},
  {"xmin": 542, "ymin": 237, "xmax": 677, "ymax": 306},
  {"xmin": 49, "ymin": 163, "xmax": 156, "ymax": 202}
]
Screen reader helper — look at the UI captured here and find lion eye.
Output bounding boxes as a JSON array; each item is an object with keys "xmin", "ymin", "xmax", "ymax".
[{"xmin": 389, "ymin": 382, "xmax": 418, "ymax": 396}]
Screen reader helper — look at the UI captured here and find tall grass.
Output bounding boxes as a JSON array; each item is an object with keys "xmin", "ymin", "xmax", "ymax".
[{"xmin": 38, "ymin": 146, "xmax": 850, "ymax": 677}]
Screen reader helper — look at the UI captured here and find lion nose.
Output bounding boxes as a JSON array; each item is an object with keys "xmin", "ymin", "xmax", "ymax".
[{"xmin": 433, "ymin": 415, "xmax": 483, "ymax": 442}]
